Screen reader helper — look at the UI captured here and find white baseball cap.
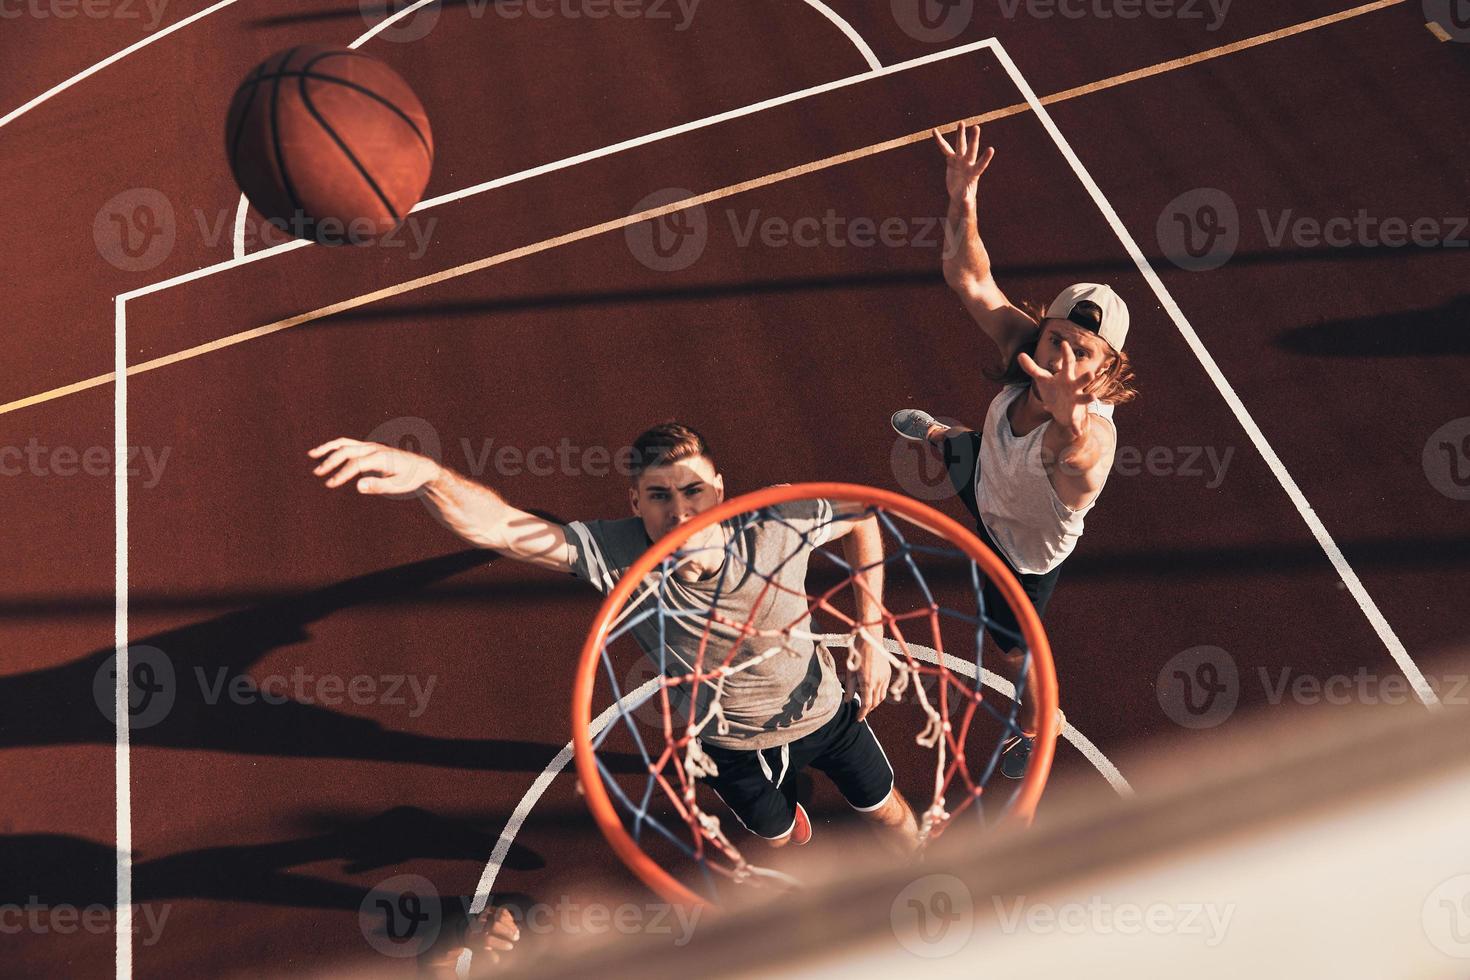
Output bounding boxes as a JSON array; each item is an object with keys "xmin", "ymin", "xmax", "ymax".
[{"xmin": 1045, "ymin": 283, "xmax": 1129, "ymax": 352}]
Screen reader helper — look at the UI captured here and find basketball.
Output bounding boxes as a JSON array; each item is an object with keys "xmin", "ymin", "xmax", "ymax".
[{"xmin": 225, "ymin": 45, "xmax": 434, "ymax": 245}]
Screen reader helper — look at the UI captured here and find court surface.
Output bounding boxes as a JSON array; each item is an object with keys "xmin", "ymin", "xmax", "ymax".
[{"xmin": 1, "ymin": 0, "xmax": 1467, "ymax": 975}]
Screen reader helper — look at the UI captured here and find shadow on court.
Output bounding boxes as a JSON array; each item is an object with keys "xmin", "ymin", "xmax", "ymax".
[
  {"xmin": 0, "ymin": 805, "xmax": 540, "ymax": 913},
  {"xmin": 0, "ymin": 550, "xmax": 639, "ymax": 773},
  {"xmin": 1276, "ymin": 294, "xmax": 1470, "ymax": 358}
]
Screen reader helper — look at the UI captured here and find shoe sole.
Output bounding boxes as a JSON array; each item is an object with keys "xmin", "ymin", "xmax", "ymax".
[{"xmin": 791, "ymin": 803, "xmax": 812, "ymax": 846}]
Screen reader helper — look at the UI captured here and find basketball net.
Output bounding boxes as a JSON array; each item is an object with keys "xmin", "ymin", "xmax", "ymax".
[{"xmin": 571, "ymin": 483, "xmax": 1058, "ymax": 907}]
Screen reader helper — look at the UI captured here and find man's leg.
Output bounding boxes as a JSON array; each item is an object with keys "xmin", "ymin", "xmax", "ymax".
[
  {"xmin": 807, "ymin": 699, "xmax": 920, "ymax": 853},
  {"xmin": 995, "ymin": 641, "xmax": 1043, "ymax": 737},
  {"xmin": 857, "ymin": 786, "xmax": 920, "ymax": 855},
  {"xmin": 977, "ymin": 546, "xmax": 1063, "ymax": 777},
  {"xmin": 698, "ymin": 741, "xmax": 804, "ymax": 845}
]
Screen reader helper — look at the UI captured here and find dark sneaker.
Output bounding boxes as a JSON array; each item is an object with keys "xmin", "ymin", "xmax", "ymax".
[
  {"xmin": 1000, "ymin": 734, "xmax": 1033, "ymax": 779},
  {"xmin": 891, "ymin": 409, "xmax": 940, "ymax": 442}
]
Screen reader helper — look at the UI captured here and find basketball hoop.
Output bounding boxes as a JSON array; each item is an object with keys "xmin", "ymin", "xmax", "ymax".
[{"xmin": 571, "ymin": 483, "xmax": 1058, "ymax": 907}]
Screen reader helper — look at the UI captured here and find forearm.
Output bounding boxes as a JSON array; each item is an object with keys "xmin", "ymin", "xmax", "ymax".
[
  {"xmin": 1054, "ymin": 411, "xmax": 1100, "ymax": 474},
  {"xmin": 842, "ymin": 518, "xmax": 886, "ymax": 635},
  {"xmin": 942, "ymin": 189, "xmax": 992, "ymax": 291},
  {"xmin": 422, "ymin": 466, "xmax": 516, "ymax": 548}
]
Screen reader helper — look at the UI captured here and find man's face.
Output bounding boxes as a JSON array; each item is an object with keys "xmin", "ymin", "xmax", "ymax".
[
  {"xmin": 1032, "ymin": 319, "xmax": 1114, "ymax": 401},
  {"xmin": 629, "ymin": 456, "xmax": 725, "ymax": 546}
]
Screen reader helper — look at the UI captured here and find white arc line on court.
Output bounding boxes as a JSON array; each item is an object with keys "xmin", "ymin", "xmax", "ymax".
[
  {"xmin": 351, "ymin": 0, "xmax": 440, "ymax": 47},
  {"xmin": 985, "ymin": 38, "xmax": 1438, "ymax": 709},
  {"xmin": 0, "ymin": 0, "xmax": 242, "ymax": 132},
  {"xmin": 454, "ymin": 637, "xmax": 1130, "ymax": 976},
  {"xmin": 798, "ymin": 0, "xmax": 882, "ymax": 70}
]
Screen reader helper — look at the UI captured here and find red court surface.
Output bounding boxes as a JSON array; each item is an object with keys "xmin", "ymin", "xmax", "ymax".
[{"xmin": 2, "ymin": 0, "xmax": 1467, "ymax": 976}]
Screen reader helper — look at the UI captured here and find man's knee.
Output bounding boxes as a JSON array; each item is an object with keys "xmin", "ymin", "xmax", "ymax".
[{"xmin": 859, "ymin": 788, "xmax": 907, "ymax": 827}]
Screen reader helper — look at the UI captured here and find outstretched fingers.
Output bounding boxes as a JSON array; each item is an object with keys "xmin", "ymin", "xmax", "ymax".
[
  {"xmin": 932, "ymin": 126, "xmax": 955, "ymax": 155},
  {"xmin": 1017, "ymin": 352, "xmax": 1051, "ymax": 381},
  {"xmin": 324, "ymin": 451, "xmax": 389, "ymax": 489},
  {"xmin": 307, "ymin": 436, "xmax": 365, "ymax": 459},
  {"xmin": 312, "ymin": 442, "xmax": 377, "ymax": 478}
]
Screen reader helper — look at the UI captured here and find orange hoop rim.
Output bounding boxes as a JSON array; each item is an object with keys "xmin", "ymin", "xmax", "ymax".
[{"xmin": 571, "ymin": 482, "xmax": 1058, "ymax": 908}]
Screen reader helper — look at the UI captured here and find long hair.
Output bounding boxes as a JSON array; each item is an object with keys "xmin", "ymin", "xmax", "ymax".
[{"xmin": 983, "ymin": 300, "xmax": 1138, "ymax": 405}]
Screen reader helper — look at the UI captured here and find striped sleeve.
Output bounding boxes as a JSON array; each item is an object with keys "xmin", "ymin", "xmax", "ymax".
[
  {"xmin": 771, "ymin": 497, "xmax": 837, "ymax": 547},
  {"xmin": 808, "ymin": 497, "xmax": 837, "ymax": 547},
  {"xmin": 565, "ymin": 521, "xmax": 618, "ymax": 593},
  {"xmin": 565, "ymin": 518, "xmax": 649, "ymax": 594}
]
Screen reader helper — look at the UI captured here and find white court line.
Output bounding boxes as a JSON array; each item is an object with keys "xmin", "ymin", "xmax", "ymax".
[
  {"xmin": 113, "ymin": 296, "xmax": 133, "ymax": 980},
  {"xmin": 986, "ymin": 40, "xmax": 1438, "ymax": 709},
  {"xmin": 231, "ymin": 36, "xmax": 986, "ymax": 259},
  {"xmin": 405, "ymin": 37, "xmax": 976, "ymax": 215},
  {"xmin": 230, "ymin": 0, "xmax": 878, "ymax": 258},
  {"xmin": 350, "ymin": 0, "xmax": 440, "ymax": 48},
  {"xmin": 202, "ymin": 36, "xmax": 991, "ymax": 286},
  {"xmin": 798, "ymin": 0, "xmax": 882, "ymax": 70},
  {"xmin": 0, "ymin": 0, "xmax": 242, "ymax": 132},
  {"xmin": 454, "ymin": 637, "xmax": 1130, "ymax": 975}
]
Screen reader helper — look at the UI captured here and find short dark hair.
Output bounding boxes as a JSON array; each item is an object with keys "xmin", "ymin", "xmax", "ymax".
[{"xmin": 628, "ymin": 422, "xmax": 714, "ymax": 481}]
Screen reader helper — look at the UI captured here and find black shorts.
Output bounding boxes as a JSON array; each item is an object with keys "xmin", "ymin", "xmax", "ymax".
[
  {"xmin": 698, "ymin": 698, "xmax": 894, "ymax": 840},
  {"xmin": 942, "ymin": 430, "xmax": 1061, "ymax": 650}
]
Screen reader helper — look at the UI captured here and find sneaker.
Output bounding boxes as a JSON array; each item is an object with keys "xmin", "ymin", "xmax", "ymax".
[
  {"xmin": 1000, "ymin": 734, "xmax": 1032, "ymax": 779},
  {"xmin": 891, "ymin": 409, "xmax": 940, "ymax": 443},
  {"xmin": 790, "ymin": 802, "xmax": 813, "ymax": 845}
]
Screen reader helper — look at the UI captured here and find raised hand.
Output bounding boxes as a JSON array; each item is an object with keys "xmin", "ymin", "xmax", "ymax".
[
  {"xmin": 1018, "ymin": 343, "xmax": 1097, "ymax": 433},
  {"xmin": 933, "ymin": 122, "xmax": 996, "ymax": 201},
  {"xmin": 308, "ymin": 437, "xmax": 441, "ymax": 496}
]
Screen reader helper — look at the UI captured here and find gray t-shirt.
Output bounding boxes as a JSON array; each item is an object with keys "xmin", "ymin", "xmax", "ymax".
[{"xmin": 565, "ymin": 499, "xmax": 844, "ymax": 750}]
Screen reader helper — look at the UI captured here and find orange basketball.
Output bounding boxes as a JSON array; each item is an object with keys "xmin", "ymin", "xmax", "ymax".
[{"xmin": 226, "ymin": 46, "xmax": 434, "ymax": 245}]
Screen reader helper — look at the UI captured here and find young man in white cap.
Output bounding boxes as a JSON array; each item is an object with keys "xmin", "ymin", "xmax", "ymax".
[{"xmin": 891, "ymin": 123, "xmax": 1138, "ymax": 777}]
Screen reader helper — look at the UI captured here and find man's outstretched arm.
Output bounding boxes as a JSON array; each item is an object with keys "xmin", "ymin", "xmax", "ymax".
[
  {"xmin": 936, "ymin": 122, "xmax": 1038, "ymax": 363},
  {"xmin": 309, "ymin": 437, "xmax": 575, "ymax": 573}
]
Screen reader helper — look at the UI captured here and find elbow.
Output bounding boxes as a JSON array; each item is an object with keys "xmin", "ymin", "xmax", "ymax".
[{"xmin": 945, "ymin": 269, "xmax": 987, "ymax": 306}]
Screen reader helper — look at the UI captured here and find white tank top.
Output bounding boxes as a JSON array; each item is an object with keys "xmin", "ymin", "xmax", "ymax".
[{"xmin": 975, "ymin": 384, "xmax": 1116, "ymax": 576}]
